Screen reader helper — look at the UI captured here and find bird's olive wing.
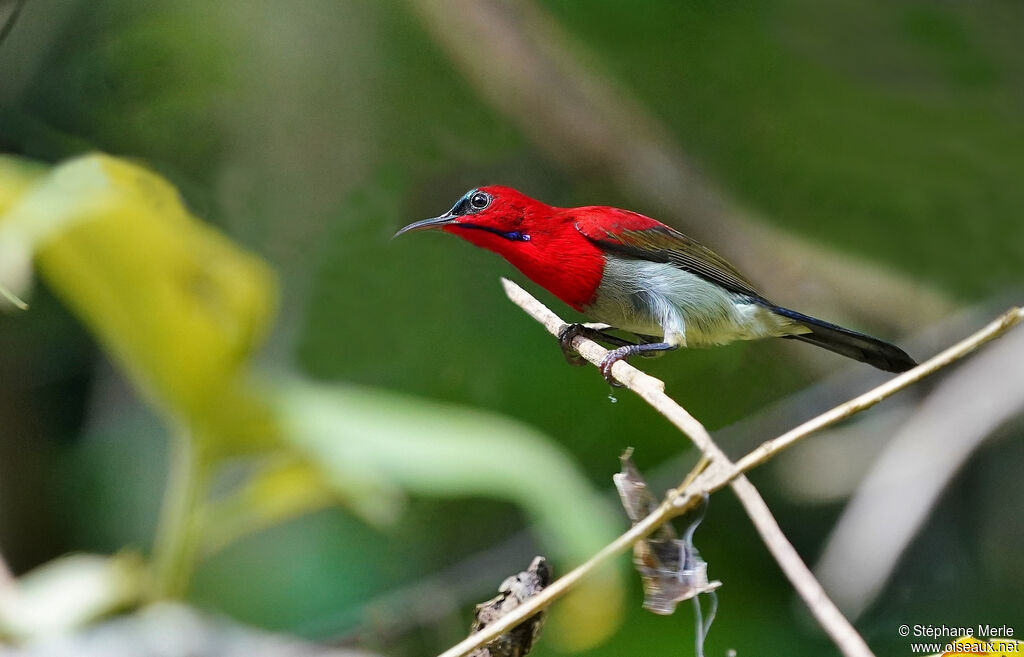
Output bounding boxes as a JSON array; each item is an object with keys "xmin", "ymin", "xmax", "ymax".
[{"xmin": 574, "ymin": 215, "xmax": 764, "ymax": 300}]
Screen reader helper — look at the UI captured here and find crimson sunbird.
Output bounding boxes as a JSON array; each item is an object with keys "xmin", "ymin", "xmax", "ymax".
[{"xmin": 396, "ymin": 186, "xmax": 916, "ymax": 383}]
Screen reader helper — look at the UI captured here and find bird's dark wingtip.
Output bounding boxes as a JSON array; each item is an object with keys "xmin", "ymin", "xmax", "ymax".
[
  {"xmin": 769, "ymin": 304, "xmax": 917, "ymax": 374},
  {"xmin": 875, "ymin": 349, "xmax": 917, "ymax": 373}
]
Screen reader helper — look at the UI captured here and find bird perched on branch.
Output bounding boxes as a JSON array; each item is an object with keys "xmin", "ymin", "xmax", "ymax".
[{"xmin": 396, "ymin": 186, "xmax": 916, "ymax": 384}]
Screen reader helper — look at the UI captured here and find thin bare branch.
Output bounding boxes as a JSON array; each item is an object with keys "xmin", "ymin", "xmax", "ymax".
[
  {"xmin": 815, "ymin": 322, "xmax": 1024, "ymax": 616},
  {"xmin": 354, "ymin": 312, "xmax": 988, "ymax": 649},
  {"xmin": 501, "ymin": 278, "xmax": 874, "ymax": 657},
  {"xmin": 729, "ymin": 476, "xmax": 869, "ymax": 649},
  {"xmin": 436, "ymin": 488, "xmax": 699, "ymax": 657},
  {"xmin": 436, "ymin": 280, "xmax": 1019, "ymax": 657},
  {"xmin": 433, "ymin": 280, "xmax": 1024, "ymax": 657},
  {"xmin": 734, "ymin": 306, "xmax": 1024, "ymax": 475}
]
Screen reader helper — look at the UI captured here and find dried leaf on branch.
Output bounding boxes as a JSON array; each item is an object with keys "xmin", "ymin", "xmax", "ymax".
[
  {"xmin": 613, "ymin": 449, "xmax": 721, "ymax": 615},
  {"xmin": 468, "ymin": 557, "xmax": 551, "ymax": 657}
]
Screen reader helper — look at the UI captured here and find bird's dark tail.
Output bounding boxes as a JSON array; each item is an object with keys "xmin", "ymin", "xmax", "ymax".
[{"xmin": 765, "ymin": 304, "xmax": 917, "ymax": 373}]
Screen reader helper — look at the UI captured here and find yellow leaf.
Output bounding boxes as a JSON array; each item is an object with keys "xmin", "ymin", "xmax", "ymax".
[{"xmin": 0, "ymin": 154, "xmax": 277, "ymax": 451}]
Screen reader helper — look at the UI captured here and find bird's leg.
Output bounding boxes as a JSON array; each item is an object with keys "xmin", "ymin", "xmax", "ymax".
[
  {"xmin": 558, "ymin": 323, "xmax": 637, "ymax": 366},
  {"xmin": 632, "ymin": 333, "xmax": 667, "ymax": 356},
  {"xmin": 600, "ymin": 342, "xmax": 678, "ymax": 386}
]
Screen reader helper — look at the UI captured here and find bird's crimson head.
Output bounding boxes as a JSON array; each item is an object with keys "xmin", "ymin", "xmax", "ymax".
[
  {"xmin": 395, "ymin": 186, "xmax": 605, "ymax": 310},
  {"xmin": 394, "ymin": 185, "xmax": 558, "ymax": 251}
]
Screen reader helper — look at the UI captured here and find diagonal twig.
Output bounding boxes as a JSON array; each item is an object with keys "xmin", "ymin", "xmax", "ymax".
[
  {"xmin": 436, "ymin": 472, "xmax": 705, "ymax": 657},
  {"xmin": 814, "ymin": 323, "xmax": 1024, "ymax": 616},
  {"xmin": 734, "ymin": 306, "xmax": 1024, "ymax": 475},
  {"xmin": 435, "ymin": 279, "xmax": 1020, "ymax": 657},
  {"xmin": 500, "ymin": 278, "xmax": 874, "ymax": 657}
]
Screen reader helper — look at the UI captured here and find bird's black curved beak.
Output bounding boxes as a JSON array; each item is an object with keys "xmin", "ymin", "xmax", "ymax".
[{"xmin": 393, "ymin": 212, "xmax": 456, "ymax": 238}]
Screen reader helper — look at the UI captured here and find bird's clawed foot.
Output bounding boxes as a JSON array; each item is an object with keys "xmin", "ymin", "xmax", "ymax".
[
  {"xmin": 559, "ymin": 323, "xmax": 640, "ymax": 367},
  {"xmin": 558, "ymin": 323, "xmax": 590, "ymax": 366},
  {"xmin": 599, "ymin": 346, "xmax": 635, "ymax": 387},
  {"xmin": 599, "ymin": 342, "xmax": 678, "ymax": 386},
  {"xmin": 560, "ymin": 326, "xmax": 677, "ymax": 386}
]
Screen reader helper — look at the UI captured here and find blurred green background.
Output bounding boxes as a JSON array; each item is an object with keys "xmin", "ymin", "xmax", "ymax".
[{"xmin": 0, "ymin": 1, "xmax": 1021, "ymax": 656}]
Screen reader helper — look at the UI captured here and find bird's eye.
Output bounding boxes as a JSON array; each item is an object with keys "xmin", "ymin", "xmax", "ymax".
[{"xmin": 470, "ymin": 192, "xmax": 490, "ymax": 210}]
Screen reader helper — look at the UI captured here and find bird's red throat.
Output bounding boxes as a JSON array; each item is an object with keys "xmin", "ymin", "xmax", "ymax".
[{"xmin": 444, "ymin": 221, "xmax": 605, "ymax": 311}]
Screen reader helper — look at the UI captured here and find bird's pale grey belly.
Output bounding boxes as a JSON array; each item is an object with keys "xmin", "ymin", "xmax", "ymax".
[{"xmin": 583, "ymin": 257, "xmax": 803, "ymax": 347}]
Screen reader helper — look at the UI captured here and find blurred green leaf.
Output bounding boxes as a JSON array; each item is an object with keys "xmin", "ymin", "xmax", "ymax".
[
  {"xmin": 275, "ymin": 378, "xmax": 626, "ymax": 649},
  {"xmin": 0, "ymin": 153, "xmax": 277, "ymax": 453}
]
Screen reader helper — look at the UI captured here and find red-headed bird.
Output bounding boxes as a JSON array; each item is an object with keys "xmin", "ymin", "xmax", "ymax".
[{"xmin": 396, "ymin": 186, "xmax": 916, "ymax": 384}]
